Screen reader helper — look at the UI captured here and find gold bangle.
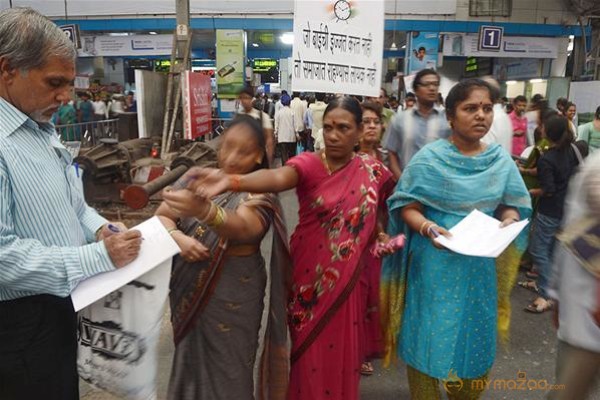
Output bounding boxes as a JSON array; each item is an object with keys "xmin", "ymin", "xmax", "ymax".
[
  {"xmin": 167, "ymin": 228, "xmax": 181, "ymax": 236},
  {"xmin": 207, "ymin": 205, "xmax": 228, "ymax": 228},
  {"xmin": 419, "ymin": 221, "xmax": 432, "ymax": 236},
  {"xmin": 199, "ymin": 201, "xmax": 216, "ymax": 222}
]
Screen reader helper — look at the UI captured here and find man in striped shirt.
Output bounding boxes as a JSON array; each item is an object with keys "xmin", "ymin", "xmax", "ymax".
[{"xmin": 0, "ymin": 8, "xmax": 142, "ymax": 400}]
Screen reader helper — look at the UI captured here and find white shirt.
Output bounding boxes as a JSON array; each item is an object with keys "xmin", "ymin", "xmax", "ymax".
[
  {"xmin": 110, "ymin": 100, "xmax": 125, "ymax": 114},
  {"xmin": 274, "ymin": 107, "xmax": 296, "ymax": 143},
  {"xmin": 482, "ymin": 103, "xmax": 513, "ymax": 154},
  {"xmin": 92, "ymin": 101, "xmax": 108, "ymax": 118},
  {"xmin": 290, "ymin": 98, "xmax": 307, "ymax": 132},
  {"xmin": 549, "ymin": 151, "xmax": 600, "ymax": 353}
]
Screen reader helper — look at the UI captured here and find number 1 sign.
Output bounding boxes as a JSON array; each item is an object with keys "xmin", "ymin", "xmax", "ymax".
[{"xmin": 478, "ymin": 26, "xmax": 503, "ymax": 52}]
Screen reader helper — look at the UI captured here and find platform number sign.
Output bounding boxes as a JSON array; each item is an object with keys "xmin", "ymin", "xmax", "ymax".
[
  {"xmin": 478, "ymin": 26, "xmax": 503, "ymax": 52},
  {"xmin": 60, "ymin": 24, "xmax": 81, "ymax": 49}
]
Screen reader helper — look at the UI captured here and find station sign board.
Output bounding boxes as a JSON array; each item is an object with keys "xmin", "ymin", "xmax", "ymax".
[
  {"xmin": 60, "ymin": 24, "xmax": 81, "ymax": 48},
  {"xmin": 478, "ymin": 26, "xmax": 504, "ymax": 52}
]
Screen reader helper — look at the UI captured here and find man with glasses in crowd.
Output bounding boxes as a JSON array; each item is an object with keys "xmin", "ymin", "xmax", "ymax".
[{"xmin": 383, "ymin": 69, "xmax": 451, "ymax": 179}]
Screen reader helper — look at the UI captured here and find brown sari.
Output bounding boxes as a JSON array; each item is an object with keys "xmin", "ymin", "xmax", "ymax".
[{"xmin": 168, "ymin": 191, "xmax": 291, "ymax": 400}]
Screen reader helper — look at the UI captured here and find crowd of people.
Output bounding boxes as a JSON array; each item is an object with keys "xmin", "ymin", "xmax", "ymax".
[
  {"xmin": 52, "ymin": 90, "xmax": 136, "ymax": 140},
  {"xmin": 2, "ymin": 7, "xmax": 600, "ymax": 400},
  {"xmin": 157, "ymin": 68, "xmax": 599, "ymax": 400}
]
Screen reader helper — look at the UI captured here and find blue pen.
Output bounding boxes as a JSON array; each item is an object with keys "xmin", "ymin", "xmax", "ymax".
[
  {"xmin": 107, "ymin": 223, "xmax": 122, "ymax": 233},
  {"xmin": 107, "ymin": 223, "xmax": 144, "ymax": 240},
  {"xmin": 428, "ymin": 225, "xmax": 441, "ymax": 238},
  {"xmin": 74, "ymin": 162, "xmax": 79, "ymax": 178}
]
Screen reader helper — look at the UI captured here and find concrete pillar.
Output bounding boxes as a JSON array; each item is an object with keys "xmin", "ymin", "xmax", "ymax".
[{"xmin": 551, "ymin": 38, "xmax": 569, "ymax": 77}]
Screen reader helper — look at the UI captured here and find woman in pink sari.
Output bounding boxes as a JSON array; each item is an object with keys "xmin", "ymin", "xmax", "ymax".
[{"xmin": 184, "ymin": 97, "xmax": 394, "ymax": 400}]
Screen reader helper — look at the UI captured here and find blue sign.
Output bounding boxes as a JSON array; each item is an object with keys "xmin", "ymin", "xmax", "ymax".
[{"xmin": 479, "ymin": 26, "xmax": 503, "ymax": 52}]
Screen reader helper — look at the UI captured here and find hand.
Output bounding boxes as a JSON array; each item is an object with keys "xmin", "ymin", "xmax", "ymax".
[
  {"xmin": 96, "ymin": 222, "xmax": 128, "ymax": 241},
  {"xmin": 518, "ymin": 166, "xmax": 527, "ymax": 174},
  {"xmin": 377, "ymin": 232, "xmax": 391, "ymax": 245},
  {"xmin": 104, "ymin": 230, "xmax": 143, "ymax": 268},
  {"xmin": 186, "ymin": 167, "xmax": 231, "ymax": 199},
  {"xmin": 514, "ymin": 130, "xmax": 525, "ymax": 137},
  {"xmin": 371, "ymin": 233, "xmax": 393, "ymax": 258},
  {"xmin": 529, "ymin": 188, "xmax": 543, "ymax": 197},
  {"xmin": 428, "ymin": 225, "xmax": 452, "ymax": 249},
  {"xmin": 173, "ymin": 232, "xmax": 210, "ymax": 262},
  {"xmin": 162, "ymin": 187, "xmax": 211, "ymax": 219}
]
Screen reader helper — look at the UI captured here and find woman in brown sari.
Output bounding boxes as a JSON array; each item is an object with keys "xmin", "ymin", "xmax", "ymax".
[{"xmin": 156, "ymin": 115, "xmax": 291, "ymax": 400}]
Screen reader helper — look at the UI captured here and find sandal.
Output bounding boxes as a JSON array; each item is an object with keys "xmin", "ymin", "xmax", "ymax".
[
  {"xmin": 525, "ymin": 298, "xmax": 554, "ymax": 313},
  {"xmin": 360, "ymin": 362, "xmax": 374, "ymax": 376},
  {"xmin": 517, "ymin": 280, "xmax": 539, "ymax": 293}
]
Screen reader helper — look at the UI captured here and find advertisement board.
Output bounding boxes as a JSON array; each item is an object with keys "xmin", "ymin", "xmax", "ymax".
[
  {"xmin": 216, "ymin": 29, "xmax": 245, "ymax": 99},
  {"xmin": 182, "ymin": 72, "xmax": 213, "ymax": 139}
]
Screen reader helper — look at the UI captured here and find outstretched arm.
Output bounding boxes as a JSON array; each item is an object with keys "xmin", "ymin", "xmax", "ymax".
[{"xmin": 186, "ymin": 165, "xmax": 300, "ymax": 199}]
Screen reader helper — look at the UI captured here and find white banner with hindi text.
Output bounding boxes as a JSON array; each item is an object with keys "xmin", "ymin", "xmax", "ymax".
[{"xmin": 291, "ymin": 0, "xmax": 384, "ymax": 97}]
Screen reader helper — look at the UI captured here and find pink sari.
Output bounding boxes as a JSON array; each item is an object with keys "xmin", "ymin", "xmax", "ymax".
[{"xmin": 286, "ymin": 152, "xmax": 393, "ymax": 400}]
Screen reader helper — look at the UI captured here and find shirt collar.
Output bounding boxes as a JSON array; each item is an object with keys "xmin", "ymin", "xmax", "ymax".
[
  {"xmin": 0, "ymin": 96, "xmax": 28, "ymax": 137},
  {"xmin": 411, "ymin": 105, "xmax": 441, "ymax": 118},
  {"xmin": 0, "ymin": 96, "xmax": 57, "ymax": 138}
]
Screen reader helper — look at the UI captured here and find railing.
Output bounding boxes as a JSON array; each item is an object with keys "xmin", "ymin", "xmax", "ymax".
[
  {"xmin": 55, "ymin": 116, "xmax": 275, "ymax": 146},
  {"xmin": 55, "ymin": 118, "xmax": 119, "ymax": 147}
]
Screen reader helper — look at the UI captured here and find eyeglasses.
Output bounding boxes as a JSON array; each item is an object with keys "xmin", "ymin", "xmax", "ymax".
[
  {"xmin": 417, "ymin": 81, "xmax": 440, "ymax": 88},
  {"xmin": 363, "ymin": 118, "xmax": 381, "ymax": 125}
]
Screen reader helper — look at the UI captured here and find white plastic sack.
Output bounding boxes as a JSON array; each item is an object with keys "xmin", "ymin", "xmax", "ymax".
[{"xmin": 77, "ymin": 259, "xmax": 172, "ymax": 400}]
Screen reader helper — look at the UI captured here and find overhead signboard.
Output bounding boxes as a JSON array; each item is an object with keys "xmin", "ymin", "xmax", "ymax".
[
  {"xmin": 60, "ymin": 24, "xmax": 81, "ymax": 48},
  {"xmin": 444, "ymin": 33, "xmax": 562, "ymax": 59},
  {"xmin": 464, "ymin": 57, "xmax": 493, "ymax": 78},
  {"xmin": 291, "ymin": 0, "xmax": 385, "ymax": 97},
  {"xmin": 78, "ymin": 34, "xmax": 173, "ymax": 57},
  {"xmin": 478, "ymin": 26, "xmax": 503, "ymax": 51},
  {"xmin": 252, "ymin": 59, "xmax": 278, "ymax": 72}
]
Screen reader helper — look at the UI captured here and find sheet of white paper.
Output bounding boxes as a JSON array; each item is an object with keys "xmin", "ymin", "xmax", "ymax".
[
  {"xmin": 71, "ymin": 216, "xmax": 180, "ymax": 311},
  {"xmin": 434, "ymin": 209, "xmax": 529, "ymax": 258}
]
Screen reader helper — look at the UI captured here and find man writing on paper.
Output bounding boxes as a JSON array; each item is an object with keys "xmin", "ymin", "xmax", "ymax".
[{"xmin": 0, "ymin": 8, "xmax": 142, "ymax": 400}]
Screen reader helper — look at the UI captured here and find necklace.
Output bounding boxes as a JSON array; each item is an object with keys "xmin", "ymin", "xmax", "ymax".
[
  {"xmin": 321, "ymin": 151, "xmax": 332, "ymax": 174},
  {"xmin": 321, "ymin": 151, "xmax": 355, "ymax": 175}
]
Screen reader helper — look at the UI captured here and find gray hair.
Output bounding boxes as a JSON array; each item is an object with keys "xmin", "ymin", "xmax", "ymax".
[{"xmin": 0, "ymin": 7, "xmax": 76, "ymax": 72}]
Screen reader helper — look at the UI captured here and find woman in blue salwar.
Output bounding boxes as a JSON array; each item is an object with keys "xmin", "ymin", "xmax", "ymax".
[{"xmin": 380, "ymin": 79, "xmax": 532, "ymax": 399}]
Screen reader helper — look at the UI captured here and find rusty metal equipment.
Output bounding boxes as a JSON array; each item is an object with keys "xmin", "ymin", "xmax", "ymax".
[
  {"xmin": 123, "ymin": 141, "xmax": 218, "ymax": 209},
  {"xmin": 74, "ymin": 138, "xmax": 155, "ymax": 203}
]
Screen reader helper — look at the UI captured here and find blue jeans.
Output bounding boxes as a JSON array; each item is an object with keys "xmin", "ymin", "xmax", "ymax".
[{"xmin": 528, "ymin": 212, "xmax": 562, "ymax": 299}]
